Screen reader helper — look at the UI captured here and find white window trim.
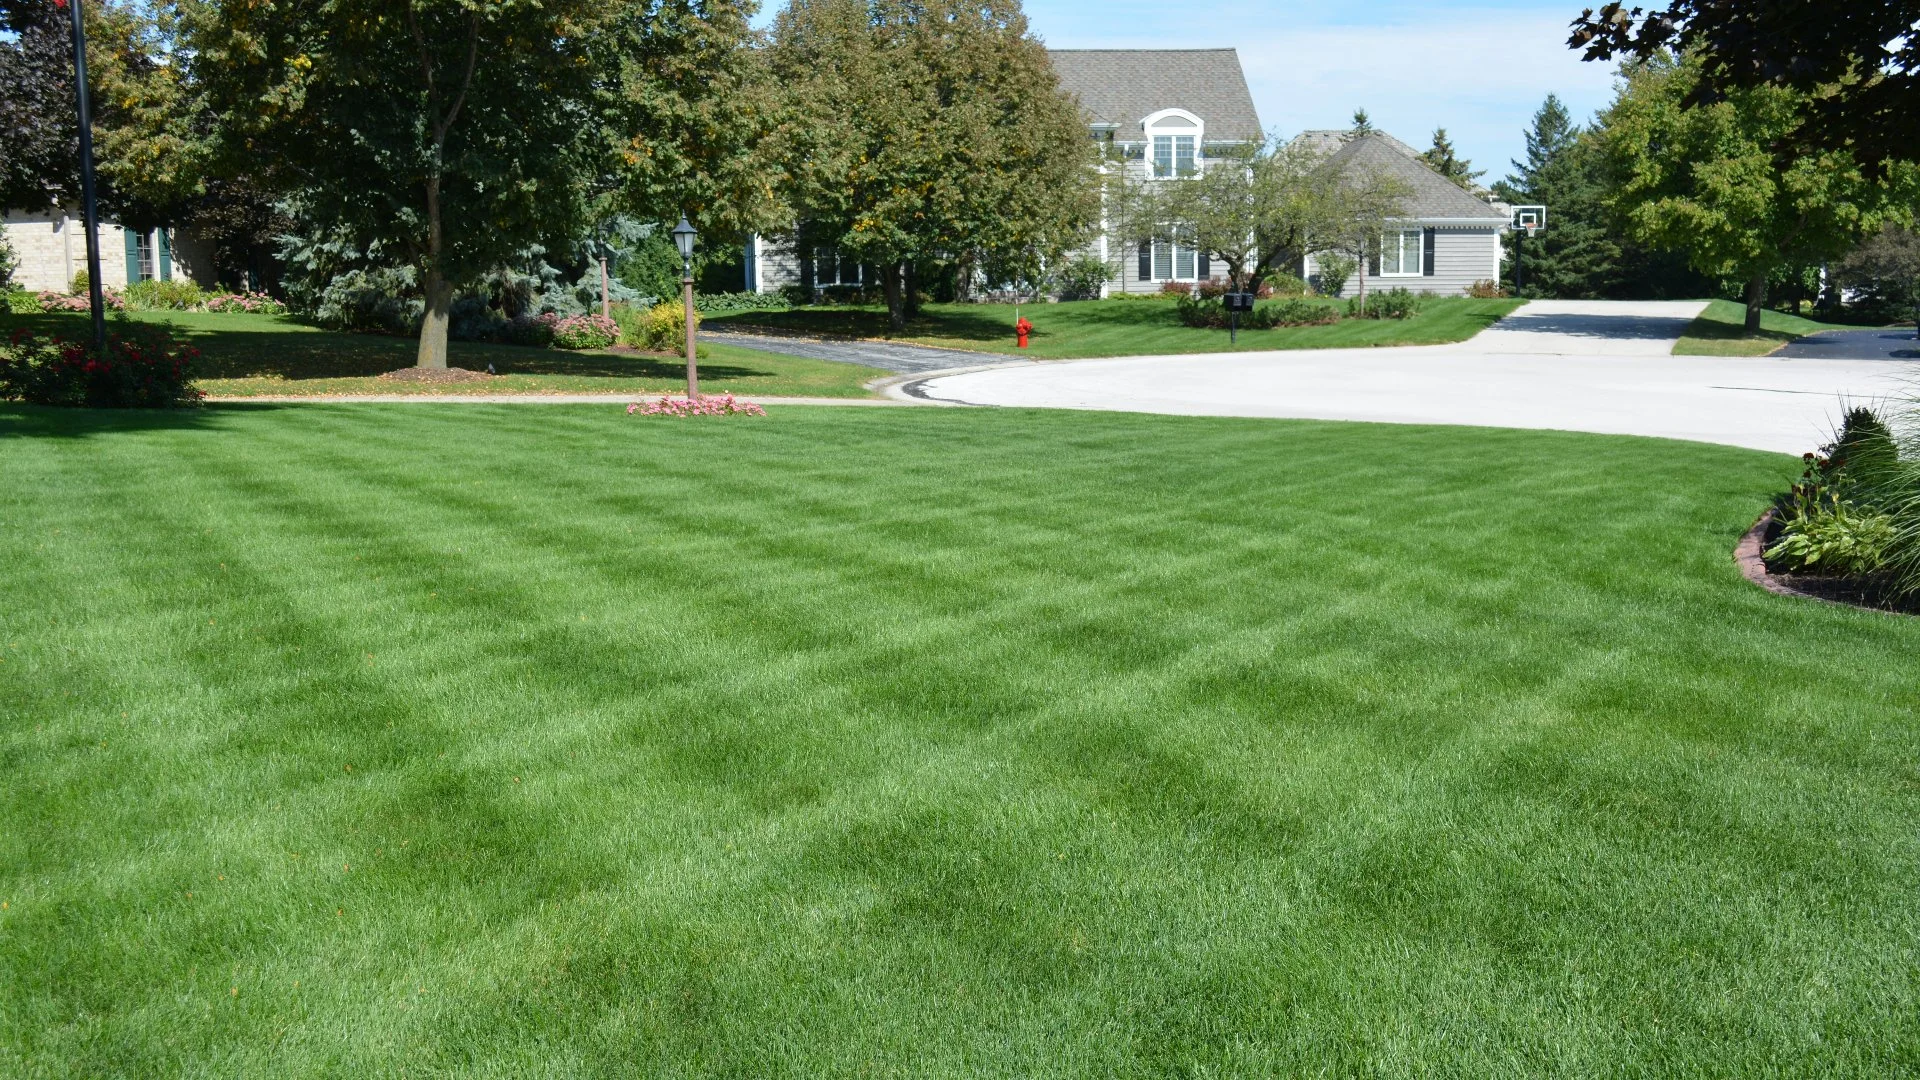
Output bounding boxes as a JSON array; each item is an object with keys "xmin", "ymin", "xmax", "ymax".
[
  {"xmin": 1379, "ymin": 228, "xmax": 1425, "ymax": 277},
  {"xmin": 1144, "ymin": 230, "xmax": 1205, "ymax": 283},
  {"xmin": 1142, "ymin": 108, "xmax": 1205, "ymax": 180}
]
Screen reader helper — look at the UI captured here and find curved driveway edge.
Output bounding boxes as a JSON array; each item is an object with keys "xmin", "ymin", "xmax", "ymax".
[{"xmin": 905, "ymin": 300, "xmax": 1920, "ymax": 454}]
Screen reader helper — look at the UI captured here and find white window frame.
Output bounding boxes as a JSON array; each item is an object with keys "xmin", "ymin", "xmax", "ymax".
[
  {"xmin": 1142, "ymin": 109, "xmax": 1204, "ymax": 180},
  {"xmin": 1146, "ymin": 230, "xmax": 1203, "ymax": 283},
  {"xmin": 1379, "ymin": 228, "xmax": 1424, "ymax": 277},
  {"xmin": 135, "ymin": 231, "xmax": 157, "ymax": 281}
]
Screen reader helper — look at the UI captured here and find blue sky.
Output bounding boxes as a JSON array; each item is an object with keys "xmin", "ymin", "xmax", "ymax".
[
  {"xmin": 1023, "ymin": 0, "xmax": 1621, "ymax": 181},
  {"xmin": 757, "ymin": 1, "xmax": 1624, "ymax": 185}
]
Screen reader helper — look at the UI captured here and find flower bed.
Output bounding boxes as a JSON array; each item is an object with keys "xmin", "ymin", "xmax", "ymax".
[
  {"xmin": 203, "ymin": 291, "xmax": 287, "ymax": 315},
  {"xmin": 627, "ymin": 394, "xmax": 765, "ymax": 417},
  {"xmin": 1744, "ymin": 407, "xmax": 1920, "ymax": 614},
  {"xmin": 0, "ymin": 326, "xmax": 203, "ymax": 408}
]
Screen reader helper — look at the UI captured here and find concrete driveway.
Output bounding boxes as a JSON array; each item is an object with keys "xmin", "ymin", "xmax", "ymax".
[{"xmin": 904, "ymin": 300, "xmax": 1920, "ymax": 454}]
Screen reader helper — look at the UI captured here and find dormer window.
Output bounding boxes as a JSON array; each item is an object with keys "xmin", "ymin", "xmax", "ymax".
[
  {"xmin": 1142, "ymin": 109, "xmax": 1204, "ymax": 179},
  {"xmin": 1152, "ymin": 135, "xmax": 1195, "ymax": 178}
]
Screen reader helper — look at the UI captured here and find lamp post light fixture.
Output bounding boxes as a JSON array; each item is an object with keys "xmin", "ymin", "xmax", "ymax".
[{"xmin": 671, "ymin": 214, "xmax": 699, "ymax": 400}]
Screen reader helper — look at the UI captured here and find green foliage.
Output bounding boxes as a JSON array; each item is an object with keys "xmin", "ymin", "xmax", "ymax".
[
  {"xmin": 1263, "ymin": 272, "xmax": 1309, "ymax": 298},
  {"xmin": 1174, "ymin": 292, "xmax": 1341, "ymax": 329},
  {"xmin": 616, "ymin": 299, "xmax": 702, "ymax": 354},
  {"xmin": 1422, "ymin": 128, "xmax": 1484, "ymax": 190},
  {"xmin": 1147, "ymin": 139, "xmax": 1336, "ymax": 294},
  {"xmin": 695, "ymin": 291, "xmax": 790, "ymax": 315},
  {"xmin": 1313, "ymin": 254, "xmax": 1355, "ymax": 297},
  {"xmin": 0, "ymin": 324, "xmax": 202, "ymax": 408},
  {"xmin": 1836, "ymin": 225, "xmax": 1920, "ymax": 326},
  {"xmin": 5, "ymin": 289, "xmax": 38, "ymax": 314},
  {"xmin": 1598, "ymin": 54, "xmax": 1904, "ymax": 327},
  {"xmin": 1348, "ymin": 287, "xmax": 1421, "ymax": 320},
  {"xmin": 769, "ymin": 0, "xmax": 1100, "ymax": 330},
  {"xmin": 1766, "ymin": 493, "xmax": 1894, "ymax": 576},
  {"xmin": 1054, "ymin": 256, "xmax": 1110, "ymax": 301},
  {"xmin": 69, "ymin": 268, "xmax": 89, "ymax": 296},
  {"xmin": 0, "ymin": 231, "xmax": 16, "ymax": 290},
  {"xmin": 123, "ymin": 278, "xmax": 208, "ymax": 312}
]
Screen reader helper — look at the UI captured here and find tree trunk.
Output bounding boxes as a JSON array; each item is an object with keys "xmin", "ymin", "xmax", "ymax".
[
  {"xmin": 954, "ymin": 253, "xmax": 974, "ymax": 303},
  {"xmin": 1744, "ymin": 272, "xmax": 1766, "ymax": 334},
  {"xmin": 884, "ymin": 260, "xmax": 907, "ymax": 333},
  {"xmin": 1355, "ymin": 251, "xmax": 1367, "ymax": 314},
  {"xmin": 904, "ymin": 261, "xmax": 921, "ymax": 317},
  {"xmin": 416, "ymin": 177, "xmax": 450, "ymax": 369}
]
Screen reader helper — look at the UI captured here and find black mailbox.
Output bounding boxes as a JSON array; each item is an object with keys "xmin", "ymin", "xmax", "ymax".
[{"xmin": 1223, "ymin": 292, "xmax": 1256, "ymax": 312}]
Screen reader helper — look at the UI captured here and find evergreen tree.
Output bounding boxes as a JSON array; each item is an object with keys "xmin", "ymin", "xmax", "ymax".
[
  {"xmin": 1421, "ymin": 128, "xmax": 1483, "ymax": 190},
  {"xmin": 1349, "ymin": 108, "xmax": 1374, "ymax": 136},
  {"xmin": 1494, "ymin": 94, "xmax": 1619, "ymax": 299}
]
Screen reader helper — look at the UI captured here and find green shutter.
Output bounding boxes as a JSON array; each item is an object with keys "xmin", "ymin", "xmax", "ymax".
[
  {"xmin": 158, "ymin": 230, "xmax": 172, "ymax": 281},
  {"xmin": 124, "ymin": 228, "xmax": 140, "ymax": 283}
]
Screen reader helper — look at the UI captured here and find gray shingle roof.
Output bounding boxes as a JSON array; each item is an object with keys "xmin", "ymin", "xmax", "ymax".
[
  {"xmin": 1048, "ymin": 49, "xmax": 1263, "ymax": 144},
  {"xmin": 1303, "ymin": 132, "xmax": 1506, "ymax": 221}
]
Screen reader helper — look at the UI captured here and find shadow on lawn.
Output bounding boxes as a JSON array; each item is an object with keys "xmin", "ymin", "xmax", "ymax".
[
  {"xmin": 0, "ymin": 402, "xmax": 290, "ymax": 440},
  {"xmin": 708, "ymin": 301, "xmax": 1185, "ymax": 343}
]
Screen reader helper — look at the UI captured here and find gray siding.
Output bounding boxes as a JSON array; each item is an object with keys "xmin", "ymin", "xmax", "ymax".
[{"xmin": 1303, "ymin": 225, "xmax": 1501, "ymax": 299}]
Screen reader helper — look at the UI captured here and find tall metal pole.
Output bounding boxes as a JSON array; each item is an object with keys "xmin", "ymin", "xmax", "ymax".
[
  {"xmin": 682, "ymin": 259, "xmax": 698, "ymax": 400},
  {"xmin": 66, "ymin": 0, "xmax": 107, "ymax": 349}
]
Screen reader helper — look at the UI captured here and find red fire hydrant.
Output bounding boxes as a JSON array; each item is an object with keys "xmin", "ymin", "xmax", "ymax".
[{"xmin": 1015, "ymin": 315, "xmax": 1033, "ymax": 350}]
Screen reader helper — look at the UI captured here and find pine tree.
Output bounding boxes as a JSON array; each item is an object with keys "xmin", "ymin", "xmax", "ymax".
[
  {"xmin": 1421, "ymin": 128, "xmax": 1484, "ymax": 190},
  {"xmin": 1349, "ymin": 108, "xmax": 1374, "ymax": 136},
  {"xmin": 1494, "ymin": 94, "xmax": 1623, "ymax": 299}
]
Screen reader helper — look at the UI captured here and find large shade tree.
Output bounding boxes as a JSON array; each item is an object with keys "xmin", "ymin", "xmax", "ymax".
[
  {"xmin": 181, "ymin": 0, "xmax": 614, "ymax": 368},
  {"xmin": 1570, "ymin": 0, "xmax": 1919, "ymax": 173},
  {"xmin": 0, "ymin": 0, "xmax": 198, "ymax": 221},
  {"xmin": 768, "ymin": 0, "xmax": 1097, "ymax": 331},
  {"xmin": 1599, "ymin": 53, "xmax": 1901, "ymax": 331}
]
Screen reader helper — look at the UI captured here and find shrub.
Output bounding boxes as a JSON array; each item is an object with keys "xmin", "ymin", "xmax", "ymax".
[
  {"xmin": 1264, "ymin": 299, "xmax": 1340, "ymax": 326},
  {"xmin": 549, "ymin": 313, "xmax": 619, "ymax": 350},
  {"xmin": 1348, "ymin": 287, "xmax": 1421, "ymax": 320},
  {"xmin": 1055, "ymin": 256, "xmax": 1110, "ymax": 301},
  {"xmin": 1313, "ymin": 254, "xmax": 1355, "ymax": 297},
  {"xmin": 695, "ymin": 291, "xmax": 790, "ymax": 315},
  {"xmin": 1264, "ymin": 272, "xmax": 1309, "ymax": 298},
  {"xmin": 0, "ymin": 326, "xmax": 203, "ymax": 408},
  {"xmin": 70, "ymin": 268, "xmax": 90, "ymax": 295},
  {"xmin": 5, "ymin": 289, "xmax": 38, "ymax": 315},
  {"xmin": 0, "ymin": 232, "xmax": 17, "ymax": 291},
  {"xmin": 124, "ymin": 279, "xmax": 207, "ymax": 311},
  {"xmin": 1467, "ymin": 279, "xmax": 1509, "ymax": 299},
  {"xmin": 638, "ymin": 299, "xmax": 700, "ymax": 353},
  {"xmin": 1159, "ymin": 281, "xmax": 1193, "ymax": 297},
  {"xmin": 1174, "ymin": 290, "xmax": 1222, "ymax": 327},
  {"xmin": 503, "ymin": 313, "xmax": 556, "ymax": 348},
  {"xmin": 203, "ymin": 291, "xmax": 287, "ymax": 315}
]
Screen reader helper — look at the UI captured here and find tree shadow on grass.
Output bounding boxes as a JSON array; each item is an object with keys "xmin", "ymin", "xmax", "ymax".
[
  {"xmin": 707, "ymin": 301, "xmax": 1186, "ymax": 344},
  {"xmin": 0, "ymin": 402, "xmax": 289, "ymax": 440}
]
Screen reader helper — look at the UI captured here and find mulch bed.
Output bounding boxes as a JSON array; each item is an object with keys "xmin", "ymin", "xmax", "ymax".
[
  {"xmin": 1734, "ymin": 510, "xmax": 1918, "ymax": 615},
  {"xmin": 377, "ymin": 367, "xmax": 495, "ymax": 384}
]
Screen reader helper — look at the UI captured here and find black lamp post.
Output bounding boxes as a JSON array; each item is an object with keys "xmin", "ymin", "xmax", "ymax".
[
  {"xmin": 64, "ymin": 0, "xmax": 107, "ymax": 348},
  {"xmin": 671, "ymin": 215, "xmax": 698, "ymax": 399}
]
